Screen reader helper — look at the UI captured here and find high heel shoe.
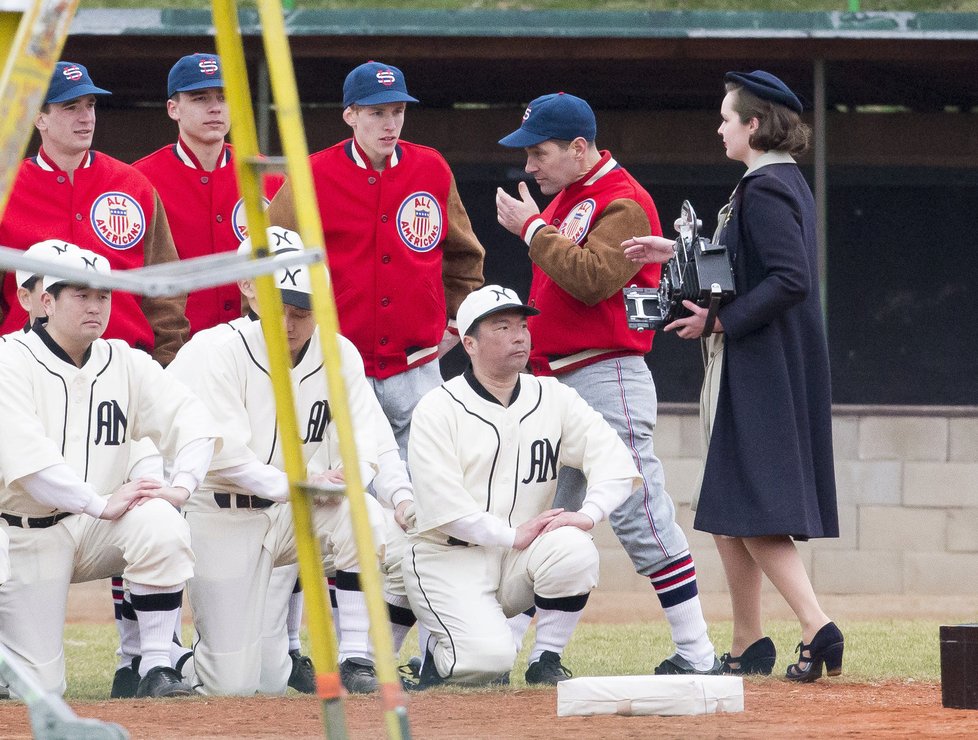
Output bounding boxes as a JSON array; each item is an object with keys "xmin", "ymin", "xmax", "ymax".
[
  {"xmin": 720, "ymin": 636, "xmax": 776, "ymax": 675},
  {"xmin": 785, "ymin": 621, "xmax": 844, "ymax": 682}
]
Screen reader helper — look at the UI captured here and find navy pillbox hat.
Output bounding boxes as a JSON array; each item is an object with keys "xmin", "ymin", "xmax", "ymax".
[
  {"xmin": 498, "ymin": 92, "xmax": 596, "ymax": 148},
  {"xmin": 45, "ymin": 62, "xmax": 111, "ymax": 104},
  {"xmin": 168, "ymin": 53, "xmax": 223, "ymax": 98},
  {"xmin": 724, "ymin": 70, "xmax": 803, "ymax": 114},
  {"xmin": 343, "ymin": 61, "xmax": 419, "ymax": 108}
]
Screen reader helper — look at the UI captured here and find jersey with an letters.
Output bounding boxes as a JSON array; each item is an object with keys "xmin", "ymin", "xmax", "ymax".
[
  {"xmin": 266, "ymin": 139, "xmax": 484, "ymax": 379},
  {"xmin": 523, "ymin": 151, "xmax": 663, "ymax": 376},
  {"xmin": 176, "ymin": 321, "xmax": 378, "ymax": 510},
  {"xmin": 0, "ymin": 328, "xmax": 217, "ymax": 517},
  {"xmin": 0, "ymin": 149, "xmax": 187, "ymax": 365},
  {"xmin": 408, "ymin": 370, "xmax": 639, "ymax": 539},
  {"xmin": 134, "ymin": 141, "xmax": 283, "ymax": 336}
]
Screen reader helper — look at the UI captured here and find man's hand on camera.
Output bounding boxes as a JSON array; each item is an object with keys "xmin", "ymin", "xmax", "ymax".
[
  {"xmin": 664, "ymin": 300, "xmax": 724, "ymax": 339},
  {"xmin": 622, "ymin": 235, "xmax": 675, "ymax": 264}
]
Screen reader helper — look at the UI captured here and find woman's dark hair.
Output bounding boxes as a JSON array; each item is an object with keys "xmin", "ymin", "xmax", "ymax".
[{"xmin": 725, "ymin": 82, "xmax": 811, "ymax": 156}]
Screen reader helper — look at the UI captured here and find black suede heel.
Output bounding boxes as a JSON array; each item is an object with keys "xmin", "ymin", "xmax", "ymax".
[
  {"xmin": 785, "ymin": 622, "xmax": 844, "ymax": 682},
  {"xmin": 720, "ymin": 636, "xmax": 776, "ymax": 675}
]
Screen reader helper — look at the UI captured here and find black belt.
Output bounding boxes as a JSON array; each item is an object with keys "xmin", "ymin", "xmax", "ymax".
[
  {"xmin": 446, "ymin": 536, "xmax": 472, "ymax": 547},
  {"xmin": 1, "ymin": 511, "xmax": 72, "ymax": 529},
  {"xmin": 214, "ymin": 493, "xmax": 274, "ymax": 510}
]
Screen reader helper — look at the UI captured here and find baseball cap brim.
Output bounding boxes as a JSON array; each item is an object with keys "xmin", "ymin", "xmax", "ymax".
[
  {"xmin": 170, "ymin": 79, "xmax": 224, "ymax": 96},
  {"xmin": 281, "ymin": 289, "xmax": 312, "ymax": 310},
  {"xmin": 349, "ymin": 90, "xmax": 419, "ymax": 107},
  {"xmin": 498, "ymin": 128, "xmax": 550, "ymax": 148},
  {"xmin": 47, "ymin": 84, "xmax": 111, "ymax": 104},
  {"xmin": 466, "ymin": 304, "xmax": 540, "ymax": 335}
]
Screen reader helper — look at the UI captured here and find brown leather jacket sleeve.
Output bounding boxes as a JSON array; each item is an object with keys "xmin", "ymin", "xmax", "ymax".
[
  {"xmin": 142, "ymin": 192, "xmax": 189, "ymax": 366},
  {"xmin": 266, "ymin": 178, "xmax": 298, "ymax": 232},
  {"xmin": 441, "ymin": 174, "xmax": 485, "ymax": 317},
  {"xmin": 527, "ymin": 198, "xmax": 652, "ymax": 306}
]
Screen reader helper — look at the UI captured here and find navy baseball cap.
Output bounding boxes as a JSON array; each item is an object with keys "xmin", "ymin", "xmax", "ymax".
[
  {"xmin": 45, "ymin": 62, "xmax": 111, "ymax": 104},
  {"xmin": 498, "ymin": 92, "xmax": 596, "ymax": 148},
  {"xmin": 342, "ymin": 61, "xmax": 419, "ymax": 108},
  {"xmin": 168, "ymin": 53, "xmax": 223, "ymax": 98},
  {"xmin": 724, "ymin": 70, "xmax": 803, "ymax": 114}
]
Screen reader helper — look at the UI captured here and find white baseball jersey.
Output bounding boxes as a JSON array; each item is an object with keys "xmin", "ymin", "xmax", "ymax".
[
  {"xmin": 409, "ymin": 370, "xmax": 640, "ymax": 539},
  {"xmin": 172, "ymin": 320, "xmax": 379, "ymax": 505},
  {"xmin": 0, "ymin": 331, "xmax": 220, "ymax": 517}
]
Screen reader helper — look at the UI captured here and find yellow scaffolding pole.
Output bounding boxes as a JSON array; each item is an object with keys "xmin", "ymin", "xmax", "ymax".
[
  {"xmin": 0, "ymin": 0, "xmax": 79, "ymax": 220},
  {"xmin": 211, "ymin": 2, "xmax": 410, "ymax": 738}
]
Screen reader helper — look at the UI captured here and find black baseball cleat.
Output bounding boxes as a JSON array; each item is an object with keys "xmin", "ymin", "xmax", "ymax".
[
  {"xmin": 0, "ymin": 683, "xmax": 9, "ymax": 700},
  {"xmin": 654, "ymin": 653, "xmax": 722, "ymax": 675},
  {"xmin": 340, "ymin": 658, "xmax": 378, "ymax": 694},
  {"xmin": 110, "ymin": 656, "xmax": 141, "ymax": 699},
  {"xmin": 288, "ymin": 650, "xmax": 316, "ymax": 694},
  {"xmin": 401, "ymin": 649, "xmax": 444, "ymax": 691},
  {"xmin": 525, "ymin": 651, "xmax": 572, "ymax": 685},
  {"xmin": 135, "ymin": 666, "xmax": 194, "ymax": 698}
]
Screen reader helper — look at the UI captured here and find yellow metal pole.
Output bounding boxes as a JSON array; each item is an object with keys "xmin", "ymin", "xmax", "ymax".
[
  {"xmin": 210, "ymin": 1, "xmax": 347, "ymax": 738},
  {"xmin": 254, "ymin": 1, "xmax": 410, "ymax": 738},
  {"xmin": 0, "ymin": 0, "xmax": 79, "ymax": 222}
]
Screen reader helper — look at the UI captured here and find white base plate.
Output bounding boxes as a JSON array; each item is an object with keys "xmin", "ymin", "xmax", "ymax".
[{"xmin": 556, "ymin": 674, "xmax": 744, "ymax": 717}]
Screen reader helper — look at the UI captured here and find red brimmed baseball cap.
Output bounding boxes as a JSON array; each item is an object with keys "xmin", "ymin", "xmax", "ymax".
[
  {"xmin": 45, "ymin": 62, "xmax": 111, "ymax": 104},
  {"xmin": 343, "ymin": 61, "xmax": 419, "ymax": 108},
  {"xmin": 498, "ymin": 92, "xmax": 596, "ymax": 148},
  {"xmin": 457, "ymin": 285, "xmax": 539, "ymax": 337},
  {"xmin": 168, "ymin": 53, "xmax": 223, "ymax": 98}
]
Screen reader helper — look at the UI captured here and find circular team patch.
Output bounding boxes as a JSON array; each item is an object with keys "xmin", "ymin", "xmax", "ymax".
[
  {"xmin": 232, "ymin": 196, "xmax": 271, "ymax": 242},
  {"xmin": 396, "ymin": 192, "xmax": 443, "ymax": 252},
  {"xmin": 558, "ymin": 199, "xmax": 597, "ymax": 244},
  {"xmin": 90, "ymin": 192, "xmax": 146, "ymax": 250}
]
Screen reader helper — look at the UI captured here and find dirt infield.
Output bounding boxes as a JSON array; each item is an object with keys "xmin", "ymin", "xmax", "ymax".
[{"xmin": 3, "ymin": 680, "xmax": 978, "ymax": 739}]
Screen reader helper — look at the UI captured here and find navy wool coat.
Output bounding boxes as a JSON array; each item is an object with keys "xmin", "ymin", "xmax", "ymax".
[{"xmin": 693, "ymin": 162, "xmax": 838, "ymax": 539}]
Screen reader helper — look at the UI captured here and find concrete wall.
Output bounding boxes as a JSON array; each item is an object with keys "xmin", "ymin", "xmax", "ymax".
[{"xmin": 595, "ymin": 406, "xmax": 978, "ymax": 596}]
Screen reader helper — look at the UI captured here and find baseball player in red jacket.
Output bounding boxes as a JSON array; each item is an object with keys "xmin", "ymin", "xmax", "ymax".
[
  {"xmin": 267, "ymin": 61, "xmax": 485, "ymax": 459},
  {"xmin": 134, "ymin": 53, "xmax": 284, "ymax": 337},
  {"xmin": 0, "ymin": 61, "xmax": 188, "ymax": 366}
]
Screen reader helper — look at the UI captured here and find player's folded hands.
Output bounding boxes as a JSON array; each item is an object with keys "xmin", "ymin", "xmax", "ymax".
[
  {"xmin": 102, "ymin": 478, "xmax": 163, "ymax": 519},
  {"xmin": 514, "ymin": 508, "xmax": 564, "ymax": 550},
  {"xmin": 542, "ymin": 511, "xmax": 596, "ymax": 533}
]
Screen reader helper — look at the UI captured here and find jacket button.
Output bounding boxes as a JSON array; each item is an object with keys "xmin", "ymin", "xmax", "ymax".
[
  {"xmin": 57, "ymin": 176, "xmax": 66, "ymax": 183},
  {"xmin": 378, "ymin": 361, "xmax": 386, "ymax": 370},
  {"xmin": 381, "ymin": 255, "xmax": 391, "ymax": 264},
  {"xmin": 379, "ymin": 337, "xmax": 388, "ymax": 345},
  {"xmin": 380, "ymin": 297, "xmax": 390, "ymax": 307},
  {"xmin": 368, "ymin": 177, "xmax": 377, "ymax": 185},
  {"xmin": 224, "ymin": 301, "xmax": 233, "ymax": 310},
  {"xmin": 75, "ymin": 213, "xmax": 82, "ymax": 220},
  {"xmin": 201, "ymin": 176, "xmax": 209, "ymax": 184},
  {"xmin": 216, "ymin": 214, "xmax": 223, "ymax": 222},
  {"xmin": 381, "ymin": 215, "xmax": 388, "ymax": 223}
]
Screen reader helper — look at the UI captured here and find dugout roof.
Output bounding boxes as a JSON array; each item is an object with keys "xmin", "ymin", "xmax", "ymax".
[{"xmin": 66, "ymin": 9, "xmax": 978, "ymax": 112}]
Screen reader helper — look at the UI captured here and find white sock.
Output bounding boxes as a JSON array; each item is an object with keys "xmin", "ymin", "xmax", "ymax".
[
  {"xmin": 385, "ymin": 593, "xmax": 415, "ymax": 653},
  {"xmin": 169, "ymin": 605, "xmax": 191, "ymax": 665},
  {"xmin": 115, "ymin": 593, "xmax": 141, "ymax": 670},
  {"xmin": 129, "ymin": 583, "xmax": 184, "ymax": 674},
  {"xmin": 417, "ymin": 623, "xmax": 432, "ymax": 658},
  {"xmin": 529, "ymin": 606, "xmax": 583, "ymax": 665},
  {"xmin": 507, "ymin": 609, "xmax": 534, "ymax": 655},
  {"xmin": 287, "ymin": 580, "xmax": 303, "ymax": 652},
  {"xmin": 335, "ymin": 573, "xmax": 371, "ymax": 664},
  {"xmin": 664, "ymin": 597, "xmax": 715, "ymax": 670}
]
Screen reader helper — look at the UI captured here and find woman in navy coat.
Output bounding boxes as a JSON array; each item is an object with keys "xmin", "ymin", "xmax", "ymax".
[{"xmin": 623, "ymin": 70, "xmax": 842, "ymax": 683}]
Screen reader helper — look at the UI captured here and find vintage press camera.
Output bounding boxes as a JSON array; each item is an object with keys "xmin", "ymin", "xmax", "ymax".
[{"xmin": 623, "ymin": 200, "xmax": 735, "ymax": 335}]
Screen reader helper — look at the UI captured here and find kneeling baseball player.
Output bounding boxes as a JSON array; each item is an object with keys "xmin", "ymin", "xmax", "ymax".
[
  {"xmin": 171, "ymin": 231, "xmax": 391, "ymax": 695},
  {"xmin": 0, "ymin": 248, "xmax": 220, "ymax": 697},
  {"xmin": 402, "ymin": 285, "xmax": 641, "ymax": 687}
]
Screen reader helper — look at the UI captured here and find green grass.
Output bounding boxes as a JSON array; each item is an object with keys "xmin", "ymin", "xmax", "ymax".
[{"xmin": 60, "ymin": 618, "xmax": 942, "ymax": 700}]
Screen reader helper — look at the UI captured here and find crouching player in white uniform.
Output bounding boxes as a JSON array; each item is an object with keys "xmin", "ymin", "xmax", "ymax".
[
  {"xmin": 0, "ymin": 248, "xmax": 219, "ymax": 697},
  {"xmin": 172, "ymin": 235, "xmax": 389, "ymax": 695},
  {"xmin": 402, "ymin": 285, "xmax": 642, "ymax": 687}
]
